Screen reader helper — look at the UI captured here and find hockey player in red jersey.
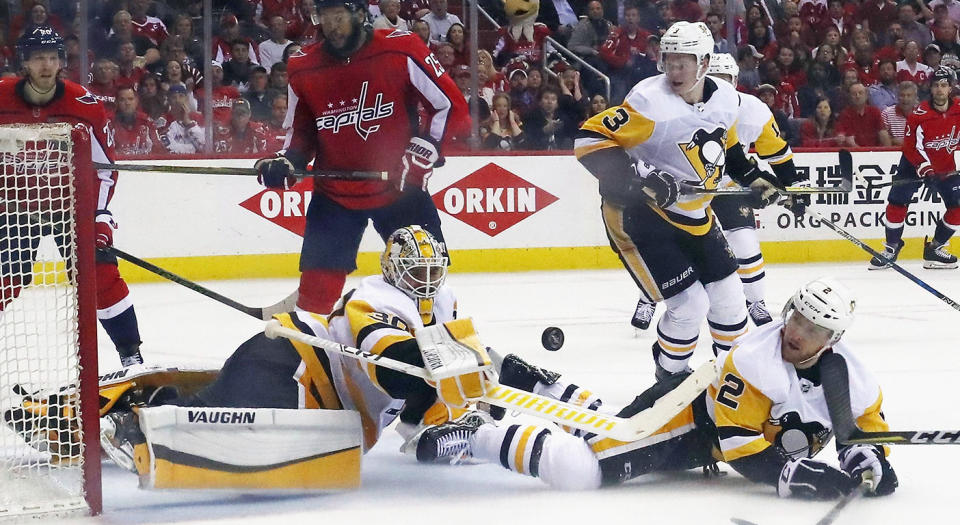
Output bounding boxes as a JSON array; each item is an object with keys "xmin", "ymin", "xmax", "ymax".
[
  {"xmin": 870, "ymin": 66, "xmax": 960, "ymax": 270},
  {"xmin": 255, "ymin": 0, "xmax": 470, "ymax": 315},
  {"xmin": 0, "ymin": 27, "xmax": 145, "ymax": 367}
]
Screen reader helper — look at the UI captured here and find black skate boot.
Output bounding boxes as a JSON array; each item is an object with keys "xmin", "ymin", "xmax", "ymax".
[
  {"xmin": 652, "ymin": 342, "xmax": 693, "ymax": 383},
  {"xmin": 631, "ymin": 300, "xmax": 657, "ymax": 330},
  {"xmin": 746, "ymin": 300, "xmax": 773, "ymax": 326},
  {"xmin": 118, "ymin": 343, "xmax": 143, "ymax": 368},
  {"xmin": 868, "ymin": 239, "xmax": 905, "ymax": 270},
  {"xmin": 923, "ymin": 236, "xmax": 958, "ymax": 269},
  {"xmin": 487, "ymin": 354, "xmax": 561, "ymax": 420},
  {"xmin": 415, "ymin": 411, "xmax": 490, "ymax": 463}
]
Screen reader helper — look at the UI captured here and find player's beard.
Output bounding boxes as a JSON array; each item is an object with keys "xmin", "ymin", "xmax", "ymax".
[{"xmin": 323, "ymin": 22, "xmax": 371, "ymax": 60}]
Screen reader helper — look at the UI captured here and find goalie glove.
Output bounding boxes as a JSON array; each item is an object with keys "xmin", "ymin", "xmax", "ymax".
[
  {"xmin": 95, "ymin": 210, "xmax": 118, "ymax": 248},
  {"xmin": 415, "ymin": 318, "xmax": 494, "ymax": 408},
  {"xmin": 255, "ymin": 153, "xmax": 297, "ymax": 189},
  {"xmin": 777, "ymin": 457, "xmax": 858, "ymax": 499},
  {"xmin": 838, "ymin": 445, "xmax": 898, "ymax": 497},
  {"xmin": 395, "ymin": 137, "xmax": 440, "ymax": 192},
  {"xmin": 2, "ymin": 385, "xmax": 82, "ymax": 464}
]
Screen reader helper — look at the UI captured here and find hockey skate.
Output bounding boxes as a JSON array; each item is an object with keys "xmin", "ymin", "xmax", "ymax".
[
  {"xmin": 415, "ymin": 411, "xmax": 490, "ymax": 464},
  {"xmin": 868, "ymin": 239, "xmax": 905, "ymax": 270},
  {"xmin": 118, "ymin": 343, "xmax": 144, "ymax": 368},
  {"xmin": 747, "ymin": 300, "xmax": 773, "ymax": 326},
  {"xmin": 100, "ymin": 411, "xmax": 144, "ymax": 473},
  {"xmin": 631, "ymin": 300, "xmax": 657, "ymax": 330},
  {"xmin": 485, "ymin": 353, "xmax": 561, "ymax": 420},
  {"xmin": 652, "ymin": 342, "xmax": 693, "ymax": 383},
  {"xmin": 923, "ymin": 236, "xmax": 958, "ymax": 269}
]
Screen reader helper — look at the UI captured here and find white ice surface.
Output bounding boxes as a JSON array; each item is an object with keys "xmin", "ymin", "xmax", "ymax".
[{"xmin": 49, "ymin": 263, "xmax": 960, "ymax": 524}]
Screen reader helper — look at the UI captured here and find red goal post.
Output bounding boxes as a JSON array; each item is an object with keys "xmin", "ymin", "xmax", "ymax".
[{"xmin": 0, "ymin": 123, "xmax": 101, "ymax": 517}]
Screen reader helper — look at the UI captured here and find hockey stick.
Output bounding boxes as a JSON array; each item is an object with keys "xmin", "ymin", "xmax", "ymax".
[
  {"xmin": 684, "ymin": 149, "xmax": 853, "ymax": 196},
  {"xmin": 821, "ymin": 352, "xmax": 960, "ymax": 446},
  {"xmin": 264, "ymin": 320, "xmax": 719, "ymax": 442},
  {"xmin": 815, "ymin": 474, "xmax": 874, "ymax": 525},
  {"xmin": 809, "ymin": 211, "xmax": 960, "ymax": 313},
  {"xmin": 94, "ymin": 162, "xmax": 388, "ymax": 181},
  {"xmin": 104, "ymin": 246, "xmax": 298, "ymax": 321}
]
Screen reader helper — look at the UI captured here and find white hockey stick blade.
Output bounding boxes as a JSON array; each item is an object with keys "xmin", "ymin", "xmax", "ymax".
[
  {"xmin": 264, "ymin": 321, "xmax": 716, "ymax": 442},
  {"xmin": 260, "ymin": 290, "xmax": 299, "ymax": 320}
]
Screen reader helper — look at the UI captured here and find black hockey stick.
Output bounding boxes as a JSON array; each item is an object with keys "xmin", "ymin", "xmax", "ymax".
[
  {"xmin": 821, "ymin": 352, "xmax": 960, "ymax": 446},
  {"xmin": 685, "ymin": 149, "xmax": 853, "ymax": 196},
  {"xmin": 815, "ymin": 474, "xmax": 874, "ymax": 525},
  {"xmin": 104, "ymin": 246, "xmax": 298, "ymax": 321},
  {"xmin": 95, "ymin": 162, "xmax": 388, "ymax": 180},
  {"xmin": 810, "ymin": 211, "xmax": 960, "ymax": 313}
]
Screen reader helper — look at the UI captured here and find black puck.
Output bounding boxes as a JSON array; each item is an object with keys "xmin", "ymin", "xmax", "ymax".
[{"xmin": 541, "ymin": 326, "xmax": 564, "ymax": 351}]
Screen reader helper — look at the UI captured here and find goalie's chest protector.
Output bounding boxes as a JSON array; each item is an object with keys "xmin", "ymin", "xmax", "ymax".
[{"xmin": 326, "ymin": 276, "xmax": 456, "ymax": 448}]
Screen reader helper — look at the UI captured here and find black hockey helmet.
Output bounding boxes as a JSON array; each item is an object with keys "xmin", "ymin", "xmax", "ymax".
[
  {"xmin": 932, "ymin": 66, "xmax": 957, "ymax": 86},
  {"xmin": 16, "ymin": 25, "xmax": 65, "ymax": 64}
]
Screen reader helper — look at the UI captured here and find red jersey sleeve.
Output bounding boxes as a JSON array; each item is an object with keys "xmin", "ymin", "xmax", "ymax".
[
  {"xmin": 75, "ymin": 88, "xmax": 119, "ymax": 211},
  {"xmin": 901, "ymin": 111, "xmax": 925, "ymax": 170},
  {"xmin": 400, "ymin": 35, "xmax": 470, "ymax": 150}
]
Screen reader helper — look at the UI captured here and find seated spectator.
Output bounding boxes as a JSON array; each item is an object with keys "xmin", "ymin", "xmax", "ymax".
[
  {"xmin": 898, "ymin": 40, "xmax": 934, "ymax": 90},
  {"xmin": 671, "ymin": 0, "xmax": 702, "ymax": 22},
  {"xmin": 421, "ymin": 0, "xmax": 462, "ymax": 44},
  {"xmin": 857, "ymin": 0, "xmax": 898, "ymax": 36},
  {"xmin": 160, "ymin": 59, "xmax": 196, "ymax": 106},
  {"xmin": 224, "ymin": 39, "xmax": 256, "ymax": 89},
  {"xmin": 485, "ymin": 92, "xmax": 524, "ymax": 150},
  {"xmin": 880, "ymin": 81, "xmax": 918, "ymax": 146},
  {"xmin": 836, "ymin": 82, "xmax": 884, "ymax": 146},
  {"xmin": 99, "ymin": 10, "xmax": 158, "ymax": 63},
  {"xmin": 600, "ymin": 4, "xmax": 650, "ymax": 103},
  {"xmin": 736, "ymin": 45, "xmax": 763, "ymax": 91},
  {"xmin": 925, "ymin": 42, "xmax": 943, "ymax": 69},
  {"xmin": 402, "ymin": 0, "xmax": 432, "ymax": 24},
  {"xmin": 160, "ymin": 83, "xmax": 204, "ymax": 153},
  {"xmin": 112, "ymin": 86, "xmax": 164, "ymax": 156},
  {"xmin": 244, "ymin": 66, "xmax": 273, "ymax": 122},
  {"xmin": 799, "ymin": 0, "xmax": 829, "ymax": 38},
  {"xmin": 128, "ymin": 0, "xmax": 169, "ymax": 47},
  {"xmin": 824, "ymin": 1, "xmax": 855, "ymax": 44},
  {"xmin": 777, "ymin": 46, "xmax": 808, "ymax": 90},
  {"xmin": 588, "ymin": 93, "xmax": 608, "ymax": 117},
  {"xmin": 11, "ymin": 2, "xmax": 67, "ymax": 39},
  {"xmin": 568, "ymin": 1, "xmax": 613, "ymax": 63},
  {"xmin": 214, "ymin": 99, "xmax": 268, "ymax": 154},
  {"xmin": 927, "ymin": 0, "xmax": 960, "ymax": 25},
  {"xmin": 374, "ymin": 0, "xmax": 411, "ymax": 31},
  {"xmin": 869, "ymin": 59, "xmax": 898, "ymax": 108},
  {"xmin": 523, "ymin": 87, "xmax": 577, "ymax": 150},
  {"xmin": 507, "ymin": 62, "xmax": 536, "ymax": 115},
  {"xmin": 707, "ymin": 12, "xmax": 730, "ymax": 54},
  {"xmin": 411, "ymin": 19, "xmax": 432, "ymax": 45},
  {"xmin": 171, "ymin": 14, "xmax": 204, "ymax": 66},
  {"xmin": 832, "ymin": 67, "xmax": 859, "ymax": 110},
  {"xmin": 760, "ymin": 61, "xmax": 800, "ymax": 118},
  {"xmin": 814, "ymin": 26, "xmax": 847, "ymax": 66},
  {"xmin": 214, "ymin": 15, "xmax": 260, "ymax": 65},
  {"xmin": 526, "ymin": 67, "xmax": 544, "ymax": 95},
  {"xmin": 259, "ymin": 16, "xmax": 291, "ymax": 72},
  {"xmin": 263, "ymin": 94, "xmax": 290, "ymax": 152},
  {"xmin": 801, "ymin": 97, "xmax": 845, "ymax": 147},
  {"xmin": 268, "ymin": 62, "xmax": 289, "ymax": 98},
  {"xmin": 757, "ymin": 83, "xmax": 795, "ymax": 145},
  {"xmin": 137, "ymin": 73, "xmax": 167, "ymax": 124},
  {"xmin": 288, "ymin": 0, "xmax": 323, "ymax": 42},
  {"xmin": 434, "ymin": 42, "xmax": 457, "ymax": 71},
  {"xmin": 899, "ymin": 3, "xmax": 932, "ymax": 48},
  {"xmin": 478, "ymin": 49, "xmax": 507, "ymax": 99},
  {"xmin": 445, "ymin": 23, "xmax": 469, "ymax": 66},
  {"xmin": 195, "ymin": 61, "xmax": 242, "ymax": 125},
  {"xmin": 89, "ymin": 58, "xmax": 120, "ymax": 113},
  {"xmin": 115, "ymin": 41, "xmax": 147, "ymax": 89},
  {"xmin": 748, "ymin": 19, "xmax": 777, "ymax": 60},
  {"xmin": 797, "ymin": 61, "xmax": 835, "ymax": 117},
  {"xmin": 557, "ymin": 67, "xmax": 587, "ymax": 124},
  {"xmin": 450, "ymin": 64, "xmax": 491, "ymax": 123},
  {"xmin": 876, "ymin": 22, "xmax": 904, "ymax": 59}
]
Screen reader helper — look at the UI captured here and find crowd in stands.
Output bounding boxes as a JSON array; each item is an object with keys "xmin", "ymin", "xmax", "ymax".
[{"xmin": 2, "ymin": 0, "xmax": 953, "ymax": 153}]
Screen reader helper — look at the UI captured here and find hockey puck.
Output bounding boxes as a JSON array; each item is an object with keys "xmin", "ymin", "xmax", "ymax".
[{"xmin": 541, "ymin": 327, "xmax": 564, "ymax": 351}]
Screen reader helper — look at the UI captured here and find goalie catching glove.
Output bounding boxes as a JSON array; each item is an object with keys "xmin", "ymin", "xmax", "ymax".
[
  {"xmin": 394, "ymin": 137, "xmax": 440, "ymax": 192},
  {"xmin": 415, "ymin": 318, "xmax": 494, "ymax": 408},
  {"xmin": 838, "ymin": 444, "xmax": 898, "ymax": 496}
]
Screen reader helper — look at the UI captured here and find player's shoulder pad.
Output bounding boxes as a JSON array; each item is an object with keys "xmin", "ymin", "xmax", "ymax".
[
  {"xmin": 726, "ymin": 322, "xmax": 791, "ymax": 398},
  {"xmin": 830, "ymin": 343, "xmax": 882, "ymax": 416}
]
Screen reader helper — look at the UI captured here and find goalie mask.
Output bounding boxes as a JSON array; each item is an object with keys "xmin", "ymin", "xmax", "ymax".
[
  {"xmin": 382, "ymin": 226, "xmax": 448, "ymax": 300},
  {"xmin": 781, "ymin": 277, "xmax": 855, "ymax": 366}
]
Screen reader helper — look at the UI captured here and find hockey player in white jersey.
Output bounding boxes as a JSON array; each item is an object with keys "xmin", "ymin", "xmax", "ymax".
[
  {"xmin": 575, "ymin": 22, "xmax": 788, "ymax": 381},
  {"xmin": 632, "ymin": 53, "xmax": 808, "ymax": 330},
  {"xmin": 417, "ymin": 278, "xmax": 899, "ymax": 499}
]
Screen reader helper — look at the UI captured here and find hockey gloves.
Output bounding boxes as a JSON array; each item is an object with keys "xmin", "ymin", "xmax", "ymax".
[
  {"xmin": 255, "ymin": 154, "xmax": 297, "ymax": 190},
  {"xmin": 747, "ymin": 171, "xmax": 782, "ymax": 209},
  {"xmin": 777, "ymin": 457, "xmax": 858, "ymax": 499},
  {"xmin": 396, "ymin": 137, "xmax": 440, "ymax": 192},
  {"xmin": 95, "ymin": 210, "xmax": 118, "ymax": 249},
  {"xmin": 641, "ymin": 169, "xmax": 682, "ymax": 208},
  {"xmin": 838, "ymin": 445, "xmax": 899, "ymax": 497}
]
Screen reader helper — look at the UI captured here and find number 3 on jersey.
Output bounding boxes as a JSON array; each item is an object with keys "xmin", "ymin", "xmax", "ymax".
[
  {"xmin": 602, "ymin": 108, "xmax": 629, "ymax": 132},
  {"xmin": 716, "ymin": 373, "xmax": 745, "ymax": 409}
]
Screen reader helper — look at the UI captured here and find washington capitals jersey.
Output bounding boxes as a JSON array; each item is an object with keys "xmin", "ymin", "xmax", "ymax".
[
  {"xmin": 902, "ymin": 98, "xmax": 960, "ymax": 175},
  {"xmin": 283, "ymin": 29, "xmax": 470, "ymax": 209},
  {"xmin": 0, "ymin": 78, "xmax": 118, "ymax": 211},
  {"xmin": 575, "ymin": 75, "xmax": 742, "ymax": 235}
]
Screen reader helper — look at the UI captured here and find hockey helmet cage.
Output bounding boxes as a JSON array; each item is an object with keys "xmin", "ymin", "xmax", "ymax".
[
  {"xmin": 707, "ymin": 52, "xmax": 739, "ymax": 83},
  {"xmin": 781, "ymin": 277, "xmax": 856, "ymax": 347},
  {"xmin": 17, "ymin": 25, "xmax": 65, "ymax": 64},
  {"xmin": 381, "ymin": 226, "xmax": 448, "ymax": 300},
  {"xmin": 658, "ymin": 21, "xmax": 714, "ymax": 76}
]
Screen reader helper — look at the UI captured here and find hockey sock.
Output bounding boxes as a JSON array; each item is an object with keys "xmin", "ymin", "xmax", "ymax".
[
  {"xmin": 705, "ymin": 273, "xmax": 749, "ymax": 355},
  {"xmin": 655, "ymin": 284, "xmax": 708, "ymax": 373},
  {"xmin": 297, "ymin": 269, "xmax": 347, "ymax": 314},
  {"xmin": 933, "ymin": 209, "xmax": 960, "ymax": 245},
  {"xmin": 472, "ymin": 423, "xmax": 552, "ymax": 477},
  {"xmin": 724, "ymin": 229, "xmax": 766, "ymax": 303},
  {"xmin": 98, "ymin": 306, "xmax": 142, "ymax": 349},
  {"xmin": 884, "ymin": 204, "xmax": 908, "ymax": 245},
  {"xmin": 533, "ymin": 381, "xmax": 605, "ymax": 436}
]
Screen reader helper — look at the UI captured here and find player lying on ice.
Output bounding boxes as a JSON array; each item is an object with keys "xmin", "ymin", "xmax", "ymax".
[
  {"xmin": 415, "ymin": 278, "xmax": 899, "ymax": 499},
  {"xmin": 4, "ymin": 225, "xmax": 496, "ymax": 490}
]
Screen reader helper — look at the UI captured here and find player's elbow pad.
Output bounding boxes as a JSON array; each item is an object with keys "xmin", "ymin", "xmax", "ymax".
[{"xmin": 579, "ymin": 148, "xmax": 645, "ymax": 206}]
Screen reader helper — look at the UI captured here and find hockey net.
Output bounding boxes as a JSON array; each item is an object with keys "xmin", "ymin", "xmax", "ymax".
[{"xmin": 0, "ymin": 123, "xmax": 101, "ymax": 517}]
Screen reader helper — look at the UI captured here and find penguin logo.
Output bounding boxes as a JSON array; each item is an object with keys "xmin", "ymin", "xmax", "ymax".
[{"xmin": 677, "ymin": 127, "xmax": 727, "ymax": 189}]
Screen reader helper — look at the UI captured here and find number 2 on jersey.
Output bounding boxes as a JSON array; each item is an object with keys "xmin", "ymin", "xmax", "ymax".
[{"xmin": 716, "ymin": 373, "xmax": 745, "ymax": 409}]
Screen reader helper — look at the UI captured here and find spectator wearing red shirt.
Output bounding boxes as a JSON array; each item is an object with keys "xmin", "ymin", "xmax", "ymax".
[
  {"xmin": 213, "ymin": 15, "xmax": 260, "ymax": 65},
  {"xmin": 263, "ymin": 94, "xmax": 289, "ymax": 153},
  {"xmin": 898, "ymin": 40, "xmax": 934, "ymax": 85},
  {"xmin": 258, "ymin": 0, "xmax": 299, "ymax": 27},
  {"xmin": 777, "ymin": 46, "xmax": 808, "ymax": 90},
  {"xmin": 128, "ymin": 0, "xmax": 169, "ymax": 47},
  {"xmin": 115, "ymin": 41, "xmax": 146, "ymax": 89},
  {"xmin": 876, "ymin": 23, "xmax": 905, "ymax": 61},
  {"xmin": 89, "ymin": 58, "xmax": 120, "ymax": 113},
  {"xmin": 600, "ymin": 5, "xmax": 650, "ymax": 103},
  {"xmin": 9, "ymin": 2, "xmax": 67, "ymax": 39},
  {"xmin": 671, "ymin": 0, "xmax": 702, "ymax": 23},
  {"xmin": 801, "ymin": 97, "xmax": 845, "ymax": 147},
  {"xmin": 112, "ymin": 86, "xmax": 164, "ymax": 156},
  {"xmin": 880, "ymin": 80, "xmax": 918, "ymax": 145},
  {"xmin": 858, "ymin": 0, "xmax": 899, "ymax": 36},
  {"xmin": 214, "ymin": 99, "xmax": 268, "ymax": 154},
  {"xmin": 445, "ymin": 23, "xmax": 469, "ymax": 66},
  {"xmin": 195, "ymin": 61, "xmax": 241, "ymax": 125},
  {"xmin": 800, "ymin": 0, "xmax": 829, "ymax": 35},
  {"xmin": 836, "ymin": 82, "xmax": 885, "ymax": 146},
  {"xmin": 760, "ymin": 61, "xmax": 800, "ymax": 117}
]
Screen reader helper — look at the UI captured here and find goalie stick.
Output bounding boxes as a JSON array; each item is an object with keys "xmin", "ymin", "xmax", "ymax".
[
  {"xmin": 809, "ymin": 211, "xmax": 960, "ymax": 313},
  {"xmin": 263, "ymin": 320, "xmax": 719, "ymax": 442},
  {"xmin": 104, "ymin": 246, "xmax": 298, "ymax": 321},
  {"xmin": 94, "ymin": 162, "xmax": 388, "ymax": 180},
  {"xmin": 821, "ymin": 352, "xmax": 960, "ymax": 446},
  {"xmin": 684, "ymin": 149, "xmax": 853, "ymax": 196}
]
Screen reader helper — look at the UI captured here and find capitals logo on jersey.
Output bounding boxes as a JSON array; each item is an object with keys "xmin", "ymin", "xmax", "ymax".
[
  {"xmin": 678, "ymin": 127, "xmax": 727, "ymax": 189},
  {"xmin": 314, "ymin": 81, "xmax": 395, "ymax": 141}
]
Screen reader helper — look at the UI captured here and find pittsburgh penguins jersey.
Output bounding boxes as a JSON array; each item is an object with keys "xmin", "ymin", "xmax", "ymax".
[
  {"xmin": 706, "ymin": 320, "xmax": 889, "ymax": 484},
  {"xmin": 576, "ymin": 75, "xmax": 742, "ymax": 235},
  {"xmin": 327, "ymin": 275, "xmax": 457, "ymax": 447},
  {"xmin": 718, "ymin": 92, "xmax": 795, "ymax": 188}
]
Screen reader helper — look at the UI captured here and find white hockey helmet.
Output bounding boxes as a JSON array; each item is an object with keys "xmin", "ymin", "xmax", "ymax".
[
  {"xmin": 381, "ymin": 225, "xmax": 448, "ymax": 300},
  {"xmin": 658, "ymin": 21, "xmax": 714, "ymax": 82},
  {"xmin": 707, "ymin": 52, "xmax": 739, "ymax": 83},
  {"xmin": 781, "ymin": 277, "xmax": 856, "ymax": 347}
]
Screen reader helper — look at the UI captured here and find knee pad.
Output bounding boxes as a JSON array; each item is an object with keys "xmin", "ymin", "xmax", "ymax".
[
  {"xmin": 703, "ymin": 273, "xmax": 747, "ymax": 322},
  {"xmin": 95, "ymin": 262, "xmax": 132, "ymax": 314},
  {"xmin": 297, "ymin": 269, "xmax": 347, "ymax": 314}
]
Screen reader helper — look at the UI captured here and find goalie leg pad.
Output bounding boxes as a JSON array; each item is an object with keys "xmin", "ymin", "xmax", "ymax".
[
  {"xmin": 415, "ymin": 318, "xmax": 493, "ymax": 408},
  {"xmin": 134, "ymin": 406, "xmax": 362, "ymax": 490}
]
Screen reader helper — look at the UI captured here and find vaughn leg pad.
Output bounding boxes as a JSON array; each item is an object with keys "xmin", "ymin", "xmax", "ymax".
[{"xmin": 134, "ymin": 406, "xmax": 362, "ymax": 490}]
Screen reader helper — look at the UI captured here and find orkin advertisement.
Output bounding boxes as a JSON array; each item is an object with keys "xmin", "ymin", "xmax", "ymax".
[{"xmin": 107, "ymin": 151, "xmax": 953, "ymax": 273}]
